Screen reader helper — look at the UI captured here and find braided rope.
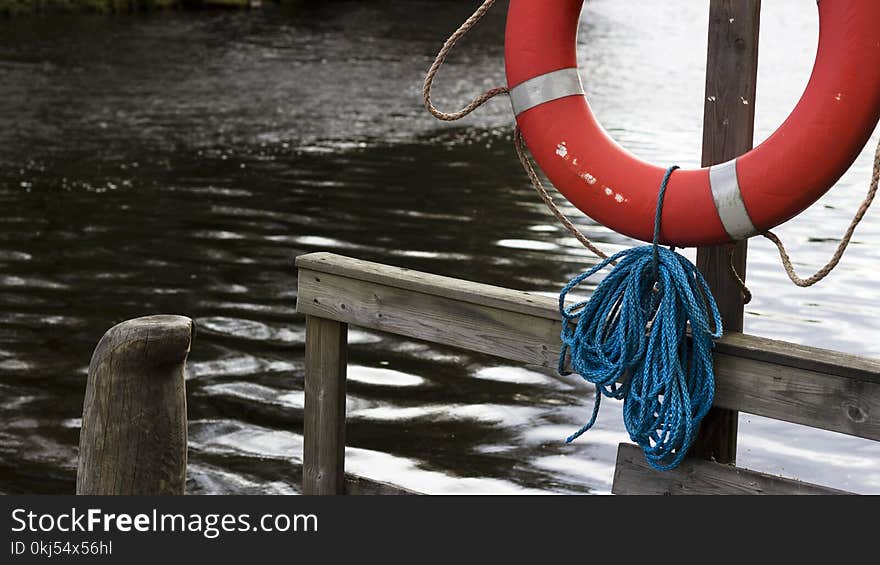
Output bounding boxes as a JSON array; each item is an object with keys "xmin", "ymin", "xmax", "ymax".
[
  {"xmin": 560, "ymin": 167, "xmax": 722, "ymax": 470},
  {"xmin": 513, "ymin": 128, "xmax": 610, "ymax": 259},
  {"xmin": 422, "ymin": 0, "xmax": 609, "ymax": 257},
  {"xmin": 763, "ymin": 137, "xmax": 880, "ymax": 287},
  {"xmin": 726, "ymin": 243, "xmax": 753, "ymax": 304},
  {"xmin": 422, "ymin": 0, "xmax": 509, "ymax": 122}
]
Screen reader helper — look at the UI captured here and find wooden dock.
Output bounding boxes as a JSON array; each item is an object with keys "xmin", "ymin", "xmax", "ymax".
[
  {"xmin": 73, "ymin": 257, "xmax": 880, "ymax": 495},
  {"xmin": 73, "ymin": 0, "xmax": 880, "ymax": 496}
]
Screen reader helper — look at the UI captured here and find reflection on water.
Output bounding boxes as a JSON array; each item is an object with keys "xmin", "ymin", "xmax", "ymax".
[{"xmin": 1, "ymin": 1, "xmax": 879, "ymax": 495}]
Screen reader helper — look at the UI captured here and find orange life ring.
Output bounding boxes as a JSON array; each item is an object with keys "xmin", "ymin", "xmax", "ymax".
[{"xmin": 505, "ymin": 0, "xmax": 880, "ymax": 247}]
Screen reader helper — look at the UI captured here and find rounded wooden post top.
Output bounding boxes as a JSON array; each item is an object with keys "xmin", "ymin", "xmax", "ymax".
[{"xmin": 90, "ymin": 315, "xmax": 194, "ymax": 371}]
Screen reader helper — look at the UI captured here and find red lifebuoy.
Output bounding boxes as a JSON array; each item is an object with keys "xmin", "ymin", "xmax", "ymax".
[{"xmin": 505, "ymin": 0, "xmax": 880, "ymax": 247}]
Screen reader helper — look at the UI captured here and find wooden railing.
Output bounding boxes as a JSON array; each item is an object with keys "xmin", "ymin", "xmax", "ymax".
[{"xmin": 296, "ymin": 252, "xmax": 880, "ymax": 495}]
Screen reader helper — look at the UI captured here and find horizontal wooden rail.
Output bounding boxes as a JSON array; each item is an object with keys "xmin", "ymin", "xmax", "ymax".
[
  {"xmin": 612, "ymin": 444, "xmax": 848, "ymax": 495},
  {"xmin": 296, "ymin": 252, "xmax": 880, "ymax": 442}
]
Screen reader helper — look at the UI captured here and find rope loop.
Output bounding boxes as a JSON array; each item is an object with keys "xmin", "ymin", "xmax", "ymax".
[
  {"xmin": 764, "ymin": 137, "xmax": 880, "ymax": 287},
  {"xmin": 422, "ymin": 0, "xmax": 508, "ymax": 122},
  {"xmin": 423, "ymin": 0, "xmax": 613, "ymax": 260}
]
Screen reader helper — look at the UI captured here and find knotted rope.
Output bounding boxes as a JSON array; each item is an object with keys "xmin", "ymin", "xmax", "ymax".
[{"xmin": 558, "ymin": 167, "xmax": 722, "ymax": 470}]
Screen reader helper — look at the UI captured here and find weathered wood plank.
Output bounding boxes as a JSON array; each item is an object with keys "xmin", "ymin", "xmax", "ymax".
[
  {"xmin": 77, "ymin": 315, "xmax": 192, "ymax": 495},
  {"xmin": 700, "ymin": 0, "xmax": 761, "ymax": 167},
  {"xmin": 693, "ymin": 0, "xmax": 762, "ymax": 464},
  {"xmin": 295, "ymin": 254, "xmax": 880, "ymax": 381},
  {"xmin": 295, "ymin": 254, "xmax": 880, "ymax": 441},
  {"xmin": 344, "ymin": 476, "xmax": 420, "ymax": 496},
  {"xmin": 303, "ymin": 315, "xmax": 348, "ymax": 495},
  {"xmin": 296, "ymin": 252, "xmax": 560, "ymax": 320},
  {"xmin": 297, "ymin": 269, "xmax": 562, "ymax": 368},
  {"xmin": 297, "ymin": 253, "xmax": 880, "ymax": 382},
  {"xmin": 712, "ymin": 354, "xmax": 880, "ymax": 440},
  {"xmin": 714, "ymin": 332, "xmax": 880, "ymax": 382},
  {"xmin": 612, "ymin": 443, "xmax": 849, "ymax": 495}
]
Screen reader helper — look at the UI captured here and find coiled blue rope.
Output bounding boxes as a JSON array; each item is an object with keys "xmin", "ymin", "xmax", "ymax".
[{"xmin": 559, "ymin": 166, "xmax": 723, "ymax": 471}]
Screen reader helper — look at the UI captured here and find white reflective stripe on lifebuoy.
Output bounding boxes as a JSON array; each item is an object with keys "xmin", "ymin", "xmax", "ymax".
[
  {"xmin": 509, "ymin": 68, "xmax": 585, "ymax": 117},
  {"xmin": 708, "ymin": 159, "xmax": 758, "ymax": 241}
]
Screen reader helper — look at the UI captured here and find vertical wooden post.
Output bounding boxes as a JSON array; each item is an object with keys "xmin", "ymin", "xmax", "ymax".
[
  {"xmin": 693, "ymin": 0, "xmax": 761, "ymax": 463},
  {"xmin": 303, "ymin": 315, "xmax": 348, "ymax": 495},
  {"xmin": 77, "ymin": 315, "xmax": 192, "ymax": 495}
]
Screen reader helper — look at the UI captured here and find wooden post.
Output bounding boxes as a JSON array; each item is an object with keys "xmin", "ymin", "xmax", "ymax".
[
  {"xmin": 77, "ymin": 315, "xmax": 192, "ymax": 495},
  {"xmin": 693, "ymin": 0, "xmax": 761, "ymax": 464},
  {"xmin": 303, "ymin": 315, "xmax": 348, "ymax": 495}
]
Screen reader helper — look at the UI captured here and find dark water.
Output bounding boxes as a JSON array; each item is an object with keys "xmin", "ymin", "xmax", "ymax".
[{"xmin": 1, "ymin": 1, "xmax": 879, "ymax": 494}]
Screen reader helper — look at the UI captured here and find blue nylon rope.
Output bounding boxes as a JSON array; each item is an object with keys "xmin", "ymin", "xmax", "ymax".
[{"xmin": 558, "ymin": 166, "xmax": 723, "ymax": 471}]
